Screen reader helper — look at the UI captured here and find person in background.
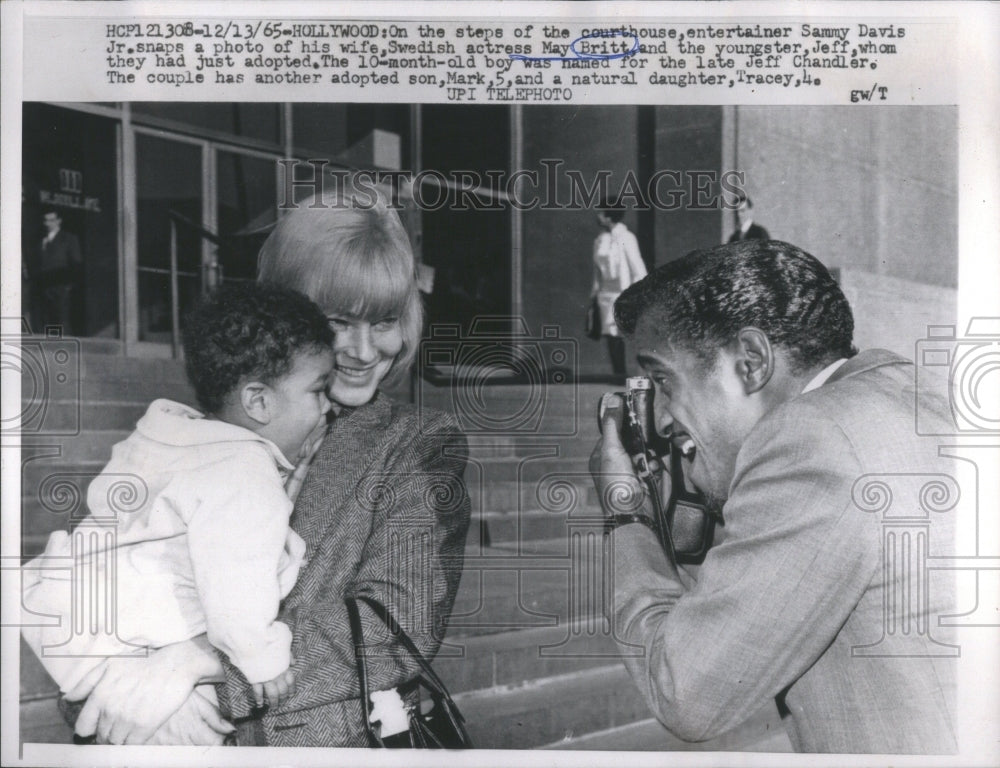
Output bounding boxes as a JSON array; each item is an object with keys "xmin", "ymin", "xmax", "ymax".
[
  {"xmin": 33, "ymin": 209, "xmax": 83, "ymax": 334},
  {"xmin": 591, "ymin": 197, "xmax": 647, "ymax": 377},
  {"xmin": 728, "ymin": 195, "xmax": 770, "ymax": 243}
]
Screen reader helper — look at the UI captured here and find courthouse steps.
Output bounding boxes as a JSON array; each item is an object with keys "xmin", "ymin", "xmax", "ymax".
[{"xmin": 16, "ymin": 347, "xmax": 790, "ymax": 751}]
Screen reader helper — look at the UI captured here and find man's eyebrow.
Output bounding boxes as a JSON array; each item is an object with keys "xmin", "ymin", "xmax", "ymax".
[{"xmin": 636, "ymin": 353, "xmax": 669, "ymax": 371}]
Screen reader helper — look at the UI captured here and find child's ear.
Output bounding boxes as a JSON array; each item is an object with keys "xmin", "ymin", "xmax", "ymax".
[{"xmin": 240, "ymin": 382, "xmax": 272, "ymax": 426}]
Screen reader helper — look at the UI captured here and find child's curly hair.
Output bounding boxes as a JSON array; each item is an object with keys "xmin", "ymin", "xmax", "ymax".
[{"xmin": 182, "ymin": 282, "xmax": 333, "ymax": 414}]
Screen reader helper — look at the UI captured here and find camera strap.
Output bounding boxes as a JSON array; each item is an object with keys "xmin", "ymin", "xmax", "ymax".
[{"xmin": 631, "ymin": 427, "xmax": 680, "ymax": 569}]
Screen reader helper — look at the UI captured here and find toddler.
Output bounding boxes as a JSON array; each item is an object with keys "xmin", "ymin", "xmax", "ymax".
[{"xmin": 21, "ymin": 282, "xmax": 334, "ymax": 725}]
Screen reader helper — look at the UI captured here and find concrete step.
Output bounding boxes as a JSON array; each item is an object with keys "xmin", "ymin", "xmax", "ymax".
[
  {"xmin": 22, "ymin": 459, "xmax": 106, "ymax": 496},
  {"xmin": 19, "ymin": 634, "xmax": 72, "ymax": 743},
  {"xmin": 467, "ymin": 455, "xmax": 594, "ymax": 484},
  {"xmin": 436, "ymin": 621, "xmax": 623, "ymax": 696},
  {"xmin": 14, "ymin": 400, "xmax": 150, "ymax": 434},
  {"xmin": 448, "ymin": 539, "xmax": 615, "ymax": 641},
  {"xmin": 18, "ymin": 350, "xmax": 193, "ymax": 406},
  {"xmin": 480, "ymin": 479, "xmax": 601, "ymax": 515},
  {"xmin": 78, "ymin": 352, "xmax": 187, "ymax": 382},
  {"xmin": 466, "ymin": 434, "xmax": 598, "ymax": 459},
  {"xmin": 20, "ymin": 638, "xmax": 60, "ymax": 702},
  {"xmin": 77, "ymin": 375, "xmax": 195, "ymax": 404},
  {"xmin": 467, "ymin": 513, "xmax": 600, "ymax": 551},
  {"xmin": 19, "ymin": 431, "xmax": 130, "ymax": 463},
  {"xmin": 19, "ymin": 698, "xmax": 72, "ymax": 745},
  {"xmin": 417, "ymin": 383, "xmax": 608, "ymax": 440},
  {"xmin": 447, "ymin": 564, "xmax": 568, "ymax": 638},
  {"xmin": 542, "ymin": 710, "xmax": 793, "ymax": 752},
  {"xmin": 453, "ymin": 664, "xmax": 651, "ymax": 749}
]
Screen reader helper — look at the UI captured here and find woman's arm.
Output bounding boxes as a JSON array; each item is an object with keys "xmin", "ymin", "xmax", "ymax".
[
  {"xmin": 66, "ymin": 634, "xmax": 228, "ymax": 744},
  {"xmin": 217, "ymin": 411, "xmax": 471, "ymax": 720}
]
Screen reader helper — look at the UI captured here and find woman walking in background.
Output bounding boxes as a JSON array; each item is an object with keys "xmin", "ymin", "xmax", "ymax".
[{"xmin": 591, "ymin": 197, "xmax": 647, "ymax": 377}]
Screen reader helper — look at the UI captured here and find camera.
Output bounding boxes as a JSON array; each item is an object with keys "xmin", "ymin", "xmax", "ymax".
[
  {"xmin": 597, "ymin": 376, "xmax": 714, "ymax": 564},
  {"xmin": 914, "ymin": 319, "xmax": 1000, "ymax": 435},
  {"xmin": 418, "ymin": 317, "xmax": 578, "ymax": 436},
  {"xmin": 1, "ymin": 325, "xmax": 81, "ymax": 436}
]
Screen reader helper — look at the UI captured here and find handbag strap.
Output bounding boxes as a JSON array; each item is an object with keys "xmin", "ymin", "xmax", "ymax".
[
  {"xmin": 346, "ymin": 595, "xmax": 380, "ymax": 745},
  {"xmin": 346, "ymin": 594, "xmax": 453, "ymax": 698}
]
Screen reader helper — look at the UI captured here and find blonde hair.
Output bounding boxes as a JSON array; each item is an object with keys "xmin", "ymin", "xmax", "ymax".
[{"xmin": 257, "ymin": 184, "xmax": 422, "ymax": 386}]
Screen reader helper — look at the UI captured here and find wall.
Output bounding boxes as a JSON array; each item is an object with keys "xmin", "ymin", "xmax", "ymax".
[
  {"xmin": 730, "ymin": 105, "xmax": 959, "ymax": 357},
  {"xmin": 840, "ymin": 268, "xmax": 957, "ymax": 361},
  {"xmin": 652, "ymin": 106, "xmax": 725, "ymax": 264},
  {"xmin": 730, "ymin": 106, "xmax": 958, "ymax": 288}
]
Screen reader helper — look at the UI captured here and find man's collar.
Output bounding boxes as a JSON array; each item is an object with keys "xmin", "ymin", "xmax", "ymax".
[
  {"xmin": 801, "ymin": 358, "xmax": 848, "ymax": 394},
  {"xmin": 800, "ymin": 349, "xmax": 912, "ymax": 394}
]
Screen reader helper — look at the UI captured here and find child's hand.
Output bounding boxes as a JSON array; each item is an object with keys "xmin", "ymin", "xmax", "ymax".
[
  {"xmin": 251, "ymin": 667, "xmax": 296, "ymax": 709},
  {"xmin": 284, "ymin": 419, "xmax": 327, "ymax": 503}
]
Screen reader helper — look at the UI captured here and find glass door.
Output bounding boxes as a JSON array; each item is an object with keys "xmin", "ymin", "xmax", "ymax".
[
  {"xmin": 213, "ymin": 148, "xmax": 279, "ymax": 290},
  {"xmin": 134, "ymin": 132, "xmax": 206, "ymax": 344},
  {"xmin": 131, "ymin": 132, "xmax": 283, "ymax": 352}
]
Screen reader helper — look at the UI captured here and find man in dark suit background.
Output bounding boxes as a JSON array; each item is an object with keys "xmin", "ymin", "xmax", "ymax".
[
  {"xmin": 728, "ymin": 195, "xmax": 770, "ymax": 243},
  {"xmin": 33, "ymin": 209, "xmax": 83, "ymax": 334}
]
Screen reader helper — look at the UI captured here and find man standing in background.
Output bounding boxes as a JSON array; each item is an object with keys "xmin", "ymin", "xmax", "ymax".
[
  {"xmin": 728, "ymin": 195, "xmax": 770, "ymax": 243},
  {"xmin": 32, "ymin": 209, "xmax": 83, "ymax": 334}
]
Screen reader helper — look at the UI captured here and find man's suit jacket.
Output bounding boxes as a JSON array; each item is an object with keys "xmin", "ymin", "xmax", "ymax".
[
  {"xmin": 728, "ymin": 222, "xmax": 770, "ymax": 243},
  {"xmin": 612, "ymin": 349, "xmax": 958, "ymax": 753},
  {"xmin": 38, "ymin": 229, "xmax": 83, "ymax": 278}
]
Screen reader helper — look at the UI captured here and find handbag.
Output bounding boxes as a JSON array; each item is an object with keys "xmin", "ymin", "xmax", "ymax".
[
  {"xmin": 346, "ymin": 594, "xmax": 472, "ymax": 749},
  {"xmin": 585, "ymin": 296, "xmax": 602, "ymax": 340}
]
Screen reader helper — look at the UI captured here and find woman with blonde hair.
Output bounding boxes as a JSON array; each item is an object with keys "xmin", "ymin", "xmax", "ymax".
[{"xmin": 63, "ymin": 184, "xmax": 471, "ymax": 747}]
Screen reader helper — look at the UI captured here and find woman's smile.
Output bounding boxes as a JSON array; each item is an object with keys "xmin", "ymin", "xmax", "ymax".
[{"xmin": 336, "ymin": 363, "xmax": 377, "ymax": 379}]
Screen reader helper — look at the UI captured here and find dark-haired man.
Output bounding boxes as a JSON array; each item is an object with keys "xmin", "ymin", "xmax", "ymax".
[
  {"xmin": 728, "ymin": 195, "xmax": 770, "ymax": 243},
  {"xmin": 33, "ymin": 209, "xmax": 83, "ymax": 333},
  {"xmin": 591, "ymin": 239, "xmax": 957, "ymax": 753}
]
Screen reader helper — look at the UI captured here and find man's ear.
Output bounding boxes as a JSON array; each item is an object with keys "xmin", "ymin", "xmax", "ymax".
[
  {"xmin": 240, "ymin": 381, "xmax": 272, "ymax": 426},
  {"xmin": 734, "ymin": 327, "xmax": 774, "ymax": 395}
]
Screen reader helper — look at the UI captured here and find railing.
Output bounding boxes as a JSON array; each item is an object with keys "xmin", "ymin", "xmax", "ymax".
[{"xmin": 165, "ymin": 210, "xmax": 259, "ymax": 358}]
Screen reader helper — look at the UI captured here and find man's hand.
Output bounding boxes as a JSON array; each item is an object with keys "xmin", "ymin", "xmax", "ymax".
[
  {"xmin": 143, "ymin": 689, "xmax": 234, "ymax": 746},
  {"xmin": 589, "ymin": 402, "xmax": 669, "ymax": 519},
  {"xmin": 67, "ymin": 649, "xmax": 203, "ymax": 744},
  {"xmin": 252, "ymin": 667, "xmax": 296, "ymax": 709},
  {"xmin": 65, "ymin": 636, "xmax": 226, "ymax": 745}
]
